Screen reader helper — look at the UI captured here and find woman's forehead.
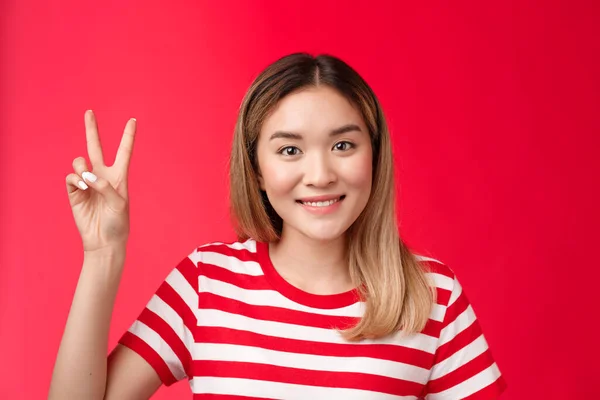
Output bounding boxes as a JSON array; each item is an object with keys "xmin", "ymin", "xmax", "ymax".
[{"xmin": 260, "ymin": 87, "xmax": 367, "ymax": 140}]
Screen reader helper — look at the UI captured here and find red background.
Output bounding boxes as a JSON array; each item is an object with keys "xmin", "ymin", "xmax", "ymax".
[{"xmin": 1, "ymin": 1, "xmax": 598, "ymax": 399}]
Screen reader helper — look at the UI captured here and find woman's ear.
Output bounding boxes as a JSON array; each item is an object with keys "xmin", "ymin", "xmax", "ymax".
[{"xmin": 257, "ymin": 173, "xmax": 265, "ymax": 190}]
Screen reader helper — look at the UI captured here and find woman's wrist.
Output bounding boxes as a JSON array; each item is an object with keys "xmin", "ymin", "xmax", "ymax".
[{"xmin": 82, "ymin": 244, "xmax": 127, "ymax": 280}]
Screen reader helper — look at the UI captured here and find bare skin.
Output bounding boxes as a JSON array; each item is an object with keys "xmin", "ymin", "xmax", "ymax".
[{"xmin": 49, "ymin": 111, "xmax": 161, "ymax": 400}]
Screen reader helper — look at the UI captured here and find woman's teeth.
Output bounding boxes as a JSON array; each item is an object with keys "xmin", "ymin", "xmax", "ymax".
[{"xmin": 301, "ymin": 198, "xmax": 340, "ymax": 207}]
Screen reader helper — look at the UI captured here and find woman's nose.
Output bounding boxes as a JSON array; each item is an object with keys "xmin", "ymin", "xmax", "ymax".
[{"xmin": 302, "ymin": 153, "xmax": 337, "ymax": 187}]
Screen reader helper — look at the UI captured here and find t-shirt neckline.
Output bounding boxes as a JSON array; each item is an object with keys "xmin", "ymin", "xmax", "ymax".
[{"xmin": 255, "ymin": 241, "xmax": 360, "ymax": 309}]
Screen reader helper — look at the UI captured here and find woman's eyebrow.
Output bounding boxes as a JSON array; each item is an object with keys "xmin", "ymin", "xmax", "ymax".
[
  {"xmin": 270, "ymin": 124, "xmax": 362, "ymax": 141},
  {"xmin": 331, "ymin": 123, "xmax": 362, "ymax": 136}
]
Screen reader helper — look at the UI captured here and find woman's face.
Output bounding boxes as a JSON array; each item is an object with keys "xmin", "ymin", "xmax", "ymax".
[{"xmin": 256, "ymin": 85, "xmax": 373, "ymax": 242}]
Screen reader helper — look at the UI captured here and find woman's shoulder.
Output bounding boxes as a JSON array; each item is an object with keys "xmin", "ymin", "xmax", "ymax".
[
  {"xmin": 413, "ymin": 253, "xmax": 457, "ymax": 292},
  {"xmin": 185, "ymin": 237, "xmax": 263, "ymax": 266},
  {"xmin": 194, "ymin": 237, "xmax": 259, "ymax": 253}
]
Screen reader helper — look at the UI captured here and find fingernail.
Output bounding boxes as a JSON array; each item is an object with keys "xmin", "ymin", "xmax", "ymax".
[
  {"xmin": 131, "ymin": 117, "xmax": 136, "ymax": 122},
  {"xmin": 78, "ymin": 180, "xmax": 89, "ymax": 190},
  {"xmin": 82, "ymin": 171, "xmax": 97, "ymax": 183}
]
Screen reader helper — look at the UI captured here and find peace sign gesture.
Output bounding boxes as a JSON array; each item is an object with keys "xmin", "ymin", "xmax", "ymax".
[{"xmin": 66, "ymin": 110, "xmax": 137, "ymax": 253}]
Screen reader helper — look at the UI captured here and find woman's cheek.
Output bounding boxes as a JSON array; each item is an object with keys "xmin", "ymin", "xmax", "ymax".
[
  {"xmin": 345, "ymin": 153, "xmax": 373, "ymax": 188},
  {"xmin": 263, "ymin": 161, "xmax": 298, "ymax": 195}
]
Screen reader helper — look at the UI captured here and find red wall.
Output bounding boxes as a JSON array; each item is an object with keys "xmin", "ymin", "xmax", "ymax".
[{"xmin": 1, "ymin": 1, "xmax": 598, "ymax": 399}]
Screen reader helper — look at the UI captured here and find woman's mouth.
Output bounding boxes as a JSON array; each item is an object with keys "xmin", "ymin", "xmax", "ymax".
[{"xmin": 296, "ymin": 195, "xmax": 345, "ymax": 213}]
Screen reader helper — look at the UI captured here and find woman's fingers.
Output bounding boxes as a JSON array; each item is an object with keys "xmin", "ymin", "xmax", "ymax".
[
  {"xmin": 114, "ymin": 118, "xmax": 137, "ymax": 172},
  {"xmin": 67, "ymin": 156, "xmax": 94, "ymax": 194},
  {"xmin": 82, "ymin": 173, "xmax": 127, "ymax": 212},
  {"xmin": 69, "ymin": 111, "xmax": 133, "ymax": 208},
  {"xmin": 69, "ymin": 156, "xmax": 127, "ymax": 212},
  {"xmin": 66, "ymin": 173, "xmax": 89, "ymax": 194},
  {"xmin": 72, "ymin": 156, "xmax": 89, "ymax": 176},
  {"xmin": 85, "ymin": 110, "xmax": 105, "ymax": 167}
]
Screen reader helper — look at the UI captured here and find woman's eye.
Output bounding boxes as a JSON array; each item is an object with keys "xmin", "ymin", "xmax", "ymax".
[
  {"xmin": 334, "ymin": 141, "xmax": 354, "ymax": 151},
  {"xmin": 279, "ymin": 146, "xmax": 300, "ymax": 156}
]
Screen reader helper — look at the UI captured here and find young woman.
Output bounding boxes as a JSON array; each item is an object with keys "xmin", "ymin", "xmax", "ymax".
[{"xmin": 50, "ymin": 53, "xmax": 506, "ymax": 399}]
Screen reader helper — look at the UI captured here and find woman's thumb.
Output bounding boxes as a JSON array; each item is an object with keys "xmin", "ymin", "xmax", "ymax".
[{"xmin": 82, "ymin": 172, "xmax": 127, "ymax": 211}]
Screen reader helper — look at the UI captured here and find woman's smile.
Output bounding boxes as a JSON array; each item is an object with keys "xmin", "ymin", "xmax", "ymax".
[{"xmin": 296, "ymin": 194, "xmax": 346, "ymax": 215}]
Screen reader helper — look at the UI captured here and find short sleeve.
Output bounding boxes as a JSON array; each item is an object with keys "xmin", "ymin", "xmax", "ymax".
[
  {"xmin": 424, "ymin": 275, "xmax": 507, "ymax": 399},
  {"xmin": 118, "ymin": 248, "xmax": 200, "ymax": 386}
]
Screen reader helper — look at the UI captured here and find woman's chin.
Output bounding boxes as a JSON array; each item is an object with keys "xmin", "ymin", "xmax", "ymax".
[
  {"xmin": 280, "ymin": 217, "xmax": 355, "ymax": 243},
  {"xmin": 299, "ymin": 225, "xmax": 349, "ymax": 243}
]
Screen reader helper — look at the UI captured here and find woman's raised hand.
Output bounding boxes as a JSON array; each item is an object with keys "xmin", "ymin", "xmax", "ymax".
[{"xmin": 66, "ymin": 110, "xmax": 137, "ymax": 253}]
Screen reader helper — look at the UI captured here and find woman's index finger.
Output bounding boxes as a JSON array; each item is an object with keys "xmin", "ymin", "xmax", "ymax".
[
  {"xmin": 84, "ymin": 110, "xmax": 105, "ymax": 166},
  {"xmin": 114, "ymin": 118, "xmax": 137, "ymax": 171}
]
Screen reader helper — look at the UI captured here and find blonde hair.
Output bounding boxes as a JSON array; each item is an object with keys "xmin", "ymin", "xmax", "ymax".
[{"xmin": 229, "ymin": 53, "xmax": 435, "ymax": 341}]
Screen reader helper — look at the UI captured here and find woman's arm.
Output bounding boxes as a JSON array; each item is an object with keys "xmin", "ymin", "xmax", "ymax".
[{"xmin": 48, "ymin": 247, "xmax": 161, "ymax": 400}]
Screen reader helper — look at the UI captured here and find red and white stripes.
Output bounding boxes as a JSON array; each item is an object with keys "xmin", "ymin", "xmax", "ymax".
[{"xmin": 119, "ymin": 239, "xmax": 506, "ymax": 399}]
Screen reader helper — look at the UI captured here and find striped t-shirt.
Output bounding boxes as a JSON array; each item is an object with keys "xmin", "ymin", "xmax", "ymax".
[{"xmin": 119, "ymin": 239, "xmax": 506, "ymax": 399}]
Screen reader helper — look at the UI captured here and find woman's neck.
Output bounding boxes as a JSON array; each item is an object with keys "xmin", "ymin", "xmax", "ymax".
[{"xmin": 268, "ymin": 226, "xmax": 354, "ymax": 295}]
